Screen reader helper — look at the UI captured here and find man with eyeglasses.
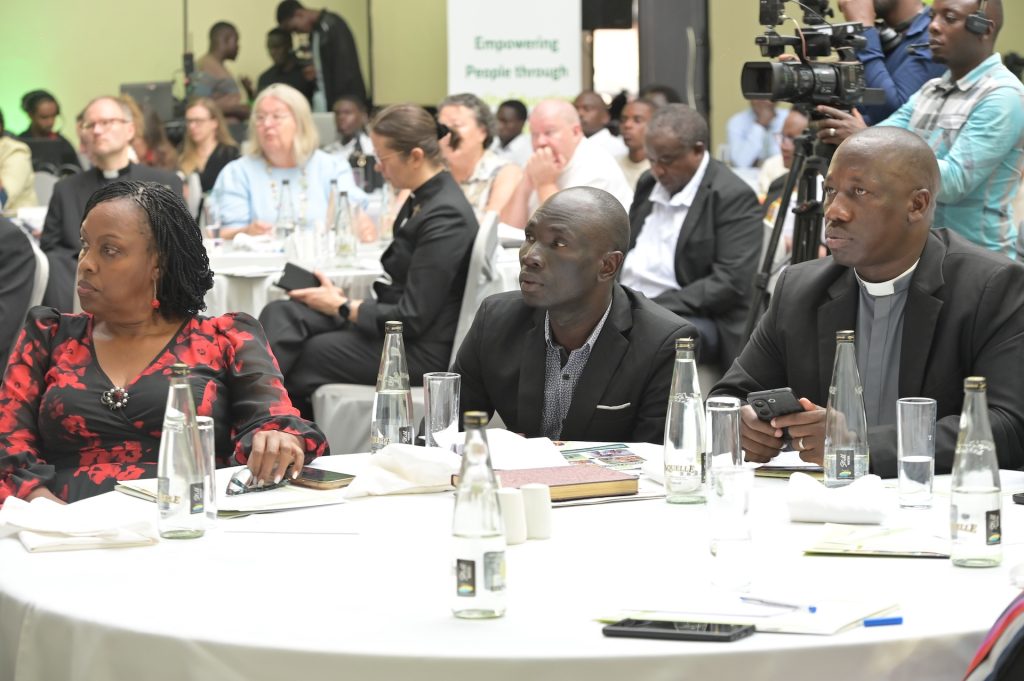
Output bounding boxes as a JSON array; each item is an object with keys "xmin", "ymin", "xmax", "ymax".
[
  {"xmin": 39, "ymin": 96, "xmax": 182, "ymax": 312},
  {"xmin": 621, "ymin": 104, "xmax": 763, "ymax": 373}
]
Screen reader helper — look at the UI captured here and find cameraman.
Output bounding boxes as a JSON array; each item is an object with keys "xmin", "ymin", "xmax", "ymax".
[{"xmin": 837, "ymin": 0, "xmax": 947, "ymax": 123}]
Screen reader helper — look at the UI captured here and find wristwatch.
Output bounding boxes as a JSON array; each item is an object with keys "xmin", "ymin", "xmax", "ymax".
[{"xmin": 337, "ymin": 300, "xmax": 351, "ymax": 320}]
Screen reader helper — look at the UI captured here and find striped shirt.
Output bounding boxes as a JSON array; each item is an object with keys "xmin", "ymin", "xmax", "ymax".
[{"xmin": 879, "ymin": 53, "xmax": 1024, "ymax": 258}]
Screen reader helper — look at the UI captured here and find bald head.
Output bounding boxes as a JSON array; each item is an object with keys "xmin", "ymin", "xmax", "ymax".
[
  {"xmin": 531, "ymin": 99, "xmax": 580, "ymax": 127},
  {"xmin": 533, "ymin": 187, "xmax": 629, "ymax": 254},
  {"xmin": 529, "ymin": 99, "xmax": 583, "ymax": 162},
  {"xmin": 837, "ymin": 126, "xmax": 939, "ymax": 198}
]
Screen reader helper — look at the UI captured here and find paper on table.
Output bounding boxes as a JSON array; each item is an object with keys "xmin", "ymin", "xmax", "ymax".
[
  {"xmin": 805, "ymin": 523, "xmax": 950, "ymax": 558},
  {"xmin": 608, "ymin": 594, "xmax": 899, "ymax": 635}
]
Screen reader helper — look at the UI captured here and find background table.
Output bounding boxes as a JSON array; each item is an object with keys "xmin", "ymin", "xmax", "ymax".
[{"xmin": 3, "ymin": 458, "xmax": 1021, "ymax": 681}]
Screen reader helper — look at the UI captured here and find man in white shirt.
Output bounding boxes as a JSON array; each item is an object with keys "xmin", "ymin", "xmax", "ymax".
[
  {"xmin": 618, "ymin": 98, "xmax": 657, "ymax": 190},
  {"xmin": 574, "ymin": 90, "xmax": 628, "ymax": 159},
  {"xmin": 322, "ymin": 94, "xmax": 373, "ymax": 161},
  {"xmin": 621, "ymin": 104, "xmax": 763, "ymax": 369},
  {"xmin": 491, "ymin": 100, "xmax": 532, "ymax": 167},
  {"xmin": 501, "ymin": 99, "xmax": 633, "ymax": 229}
]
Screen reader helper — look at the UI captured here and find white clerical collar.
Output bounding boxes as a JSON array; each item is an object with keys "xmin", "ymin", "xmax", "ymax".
[{"xmin": 854, "ymin": 259, "xmax": 919, "ymax": 296}]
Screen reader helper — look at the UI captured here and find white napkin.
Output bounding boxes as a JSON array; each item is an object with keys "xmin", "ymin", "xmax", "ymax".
[
  {"xmin": 0, "ymin": 497, "xmax": 158, "ymax": 552},
  {"xmin": 231, "ymin": 232, "xmax": 281, "ymax": 253},
  {"xmin": 786, "ymin": 472, "xmax": 888, "ymax": 524},
  {"xmin": 344, "ymin": 444, "xmax": 462, "ymax": 498}
]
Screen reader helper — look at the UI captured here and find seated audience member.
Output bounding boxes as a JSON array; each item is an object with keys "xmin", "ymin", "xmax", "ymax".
[
  {"xmin": 438, "ymin": 93, "xmax": 523, "ymax": 219},
  {"xmin": 622, "ymin": 104, "xmax": 763, "ymax": 370},
  {"xmin": 211, "ymin": 83, "xmax": 365, "ymax": 240},
  {"xmin": 0, "ymin": 109, "xmax": 39, "ymax": 214},
  {"xmin": 0, "ymin": 180, "xmax": 328, "ymax": 506},
  {"xmin": 491, "ymin": 99, "xmax": 531, "ymax": 167},
  {"xmin": 133, "ymin": 109, "xmax": 179, "ymax": 173},
  {"xmin": 454, "ymin": 187, "xmax": 694, "ymax": 443},
  {"xmin": 259, "ymin": 104, "xmax": 478, "ymax": 414},
  {"xmin": 322, "ymin": 94, "xmax": 373, "ymax": 161},
  {"xmin": 501, "ymin": 99, "xmax": 633, "ymax": 229},
  {"xmin": 256, "ymin": 28, "xmax": 316, "ymax": 104},
  {"xmin": 574, "ymin": 90, "xmax": 628, "ymax": 159},
  {"xmin": 194, "ymin": 22, "xmax": 252, "ymax": 122},
  {"xmin": 816, "ymin": 0, "xmax": 1023, "ymax": 258},
  {"xmin": 39, "ymin": 96, "xmax": 183, "ymax": 313},
  {"xmin": 178, "ymin": 98, "xmax": 240, "ymax": 193},
  {"xmin": 761, "ymin": 107, "xmax": 812, "ymax": 250},
  {"xmin": 711, "ymin": 127, "xmax": 1024, "ymax": 477},
  {"xmin": 17, "ymin": 90, "xmax": 80, "ymax": 171},
  {"xmin": 726, "ymin": 99, "xmax": 788, "ymax": 169},
  {"xmin": 618, "ymin": 98, "xmax": 657, "ymax": 189},
  {"xmin": 0, "ymin": 217, "xmax": 36, "ymax": 367},
  {"xmin": 75, "ymin": 109, "xmax": 94, "ymax": 170}
]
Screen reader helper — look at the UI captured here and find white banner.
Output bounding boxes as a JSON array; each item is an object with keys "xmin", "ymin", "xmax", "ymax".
[{"xmin": 446, "ymin": 0, "xmax": 581, "ymax": 107}]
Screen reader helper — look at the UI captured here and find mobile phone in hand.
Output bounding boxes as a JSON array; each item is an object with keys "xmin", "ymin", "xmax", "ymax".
[
  {"xmin": 747, "ymin": 387, "xmax": 804, "ymax": 448},
  {"xmin": 602, "ymin": 619, "xmax": 755, "ymax": 642},
  {"xmin": 274, "ymin": 263, "xmax": 319, "ymax": 291}
]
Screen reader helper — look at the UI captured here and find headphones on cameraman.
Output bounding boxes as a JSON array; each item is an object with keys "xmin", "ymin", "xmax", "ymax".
[
  {"xmin": 965, "ymin": 0, "xmax": 993, "ymax": 36},
  {"xmin": 876, "ymin": 17, "xmax": 915, "ymax": 55}
]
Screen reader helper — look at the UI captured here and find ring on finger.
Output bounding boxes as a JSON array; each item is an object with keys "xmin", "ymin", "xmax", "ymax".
[
  {"xmin": 798, "ymin": 437, "xmax": 806, "ymax": 450},
  {"xmin": 828, "ymin": 127, "xmax": 837, "ymax": 138}
]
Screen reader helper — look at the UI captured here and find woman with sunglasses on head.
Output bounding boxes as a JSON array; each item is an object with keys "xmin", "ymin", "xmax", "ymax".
[
  {"xmin": 259, "ymin": 103, "xmax": 479, "ymax": 417},
  {"xmin": 0, "ymin": 180, "xmax": 327, "ymax": 506}
]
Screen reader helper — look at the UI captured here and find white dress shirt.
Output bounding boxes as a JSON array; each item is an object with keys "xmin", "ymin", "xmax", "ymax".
[
  {"xmin": 491, "ymin": 133, "xmax": 532, "ymax": 168},
  {"xmin": 620, "ymin": 151, "xmax": 710, "ymax": 298},
  {"xmin": 588, "ymin": 127, "xmax": 628, "ymax": 160},
  {"xmin": 527, "ymin": 136, "xmax": 634, "ymax": 215}
]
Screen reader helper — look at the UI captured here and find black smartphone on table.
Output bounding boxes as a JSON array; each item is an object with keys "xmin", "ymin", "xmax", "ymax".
[
  {"xmin": 291, "ymin": 467, "xmax": 355, "ymax": 490},
  {"xmin": 274, "ymin": 263, "xmax": 320, "ymax": 291},
  {"xmin": 602, "ymin": 619, "xmax": 755, "ymax": 642}
]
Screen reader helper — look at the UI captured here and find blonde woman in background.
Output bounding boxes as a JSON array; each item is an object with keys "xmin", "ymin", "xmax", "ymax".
[{"xmin": 178, "ymin": 97, "xmax": 239, "ymax": 192}]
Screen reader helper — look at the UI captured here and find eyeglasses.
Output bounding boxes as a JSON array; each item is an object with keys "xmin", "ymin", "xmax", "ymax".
[
  {"xmin": 254, "ymin": 112, "xmax": 292, "ymax": 126},
  {"xmin": 773, "ymin": 133, "xmax": 799, "ymax": 145},
  {"xmin": 82, "ymin": 118, "xmax": 128, "ymax": 132},
  {"xmin": 185, "ymin": 117, "xmax": 214, "ymax": 126}
]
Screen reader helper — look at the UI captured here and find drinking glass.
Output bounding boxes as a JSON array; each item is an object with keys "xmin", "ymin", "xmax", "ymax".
[
  {"xmin": 424, "ymin": 372, "xmax": 461, "ymax": 450},
  {"xmin": 707, "ymin": 396, "xmax": 743, "ymax": 467},
  {"xmin": 708, "ymin": 465, "xmax": 755, "ymax": 591},
  {"xmin": 196, "ymin": 416, "xmax": 217, "ymax": 526},
  {"xmin": 897, "ymin": 397, "xmax": 936, "ymax": 508}
]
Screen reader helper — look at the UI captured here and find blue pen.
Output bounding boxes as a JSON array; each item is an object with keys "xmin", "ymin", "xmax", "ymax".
[{"xmin": 864, "ymin": 616, "xmax": 903, "ymax": 627}]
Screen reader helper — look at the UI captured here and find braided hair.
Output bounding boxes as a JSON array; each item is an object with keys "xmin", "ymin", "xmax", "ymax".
[{"xmin": 82, "ymin": 181, "xmax": 214, "ymax": 320}]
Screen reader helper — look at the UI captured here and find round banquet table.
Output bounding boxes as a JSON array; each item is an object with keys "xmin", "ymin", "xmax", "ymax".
[{"xmin": 2, "ymin": 455, "xmax": 1022, "ymax": 681}]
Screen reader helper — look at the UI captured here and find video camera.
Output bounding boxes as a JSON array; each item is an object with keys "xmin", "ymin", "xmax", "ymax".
[{"xmin": 741, "ymin": 0, "xmax": 883, "ymax": 110}]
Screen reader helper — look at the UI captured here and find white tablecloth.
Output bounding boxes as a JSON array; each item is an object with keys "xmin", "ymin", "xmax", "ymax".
[{"xmin": 4, "ymin": 458, "xmax": 1018, "ymax": 681}]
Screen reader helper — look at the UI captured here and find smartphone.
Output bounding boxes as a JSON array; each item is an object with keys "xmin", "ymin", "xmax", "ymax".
[
  {"xmin": 274, "ymin": 263, "xmax": 320, "ymax": 291},
  {"xmin": 602, "ymin": 619, "xmax": 755, "ymax": 642},
  {"xmin": 747, "ymin": 387, "xmax": 804, "ymax": 421},
  {"xmin": 291, "ymin": 467, "xmax": 355, "ymax": 490}
]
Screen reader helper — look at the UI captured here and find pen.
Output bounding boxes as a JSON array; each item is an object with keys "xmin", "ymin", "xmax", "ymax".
[
  {"xmin": 740, "ymin": 597, "xmax": 817, "ymax": 614},
  {"xmin": 863, "ymin": 616, "xmax": 903, "ymax": 627}
]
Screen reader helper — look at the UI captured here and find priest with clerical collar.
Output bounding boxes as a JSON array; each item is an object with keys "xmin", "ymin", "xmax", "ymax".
[
  {"xmin": 39, "ymin": 96, "xmax": 183, "ymax": 313},
  {"xmin": 710, "ymin": 126, "xmax": 1024, "ymax": 478}
]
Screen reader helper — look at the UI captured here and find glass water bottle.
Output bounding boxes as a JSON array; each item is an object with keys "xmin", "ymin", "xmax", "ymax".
[
  {"xmin": 823, "ymin": 330, "xmax": 869, "ymax": 487},
  {"xmin": 951, "ymin": 376, "xmax": 1002, "ymax": 567},
  {"xmin": 452, "ymin": 411, "xmax": 506, "ymax": 618},
  {"xmin": 663, "ymin": 337, "xmax": 707, "ymax": 503},
  {"xmin": 157, "ymin": 363, "xmax": 205, "ymax": 539},
  {"xmin": 370, "ymin": 321, "xmax": 414, "ymax": 452}
]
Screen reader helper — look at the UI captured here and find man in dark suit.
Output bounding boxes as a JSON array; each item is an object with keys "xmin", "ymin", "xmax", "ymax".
[
  {"xmin": 712, "ymin": 127, "xmax": 1024, "ymax": 477},
  {"xmin": 0, "ymin": 218, "xmax": 36, "ymax": 368},
  {"xmin": 453, "ymin": 187, "xmax": 695, "ymax": 444},
  {"xmin": 621, "ymin": 104, "xmax": 762, "ymax": 371},
  {"xmin": 39, "ymin": 96, "xmax": 182, "ymax": 312}
]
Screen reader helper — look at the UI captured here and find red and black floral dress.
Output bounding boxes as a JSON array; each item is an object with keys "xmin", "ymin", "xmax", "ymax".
[{"xmin": 0, "ymin": 308, "xmax": 329, "ymax": 505}]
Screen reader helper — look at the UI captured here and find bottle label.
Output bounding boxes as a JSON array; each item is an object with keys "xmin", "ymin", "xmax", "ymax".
[
  {"xmin": 987, "ymin": 509, "xmax": 1002, "ymax": 545},
  {"xmin": 484, "ymin": 551, "xmax": 506, "ymax": 592},
  {"xmin": 399, "ymin": 426, "xmax": 414, "ymax": 445},
  {"xmin": 189, "ymin": 482, "xmax": 205, "ymax": 515},
  {"xmin": 836, "ymin": 450, "xmax": 854, "ymax": 480},
  {"xmin": 456, "ymin": 558, "xmax": 476, "ymax": 597},
  {"xmin": 157, "ymin": 477, "xmax": 173, "ymax": 511}
]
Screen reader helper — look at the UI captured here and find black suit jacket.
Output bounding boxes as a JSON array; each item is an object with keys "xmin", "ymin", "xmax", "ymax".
[
  {"xmin": 711, "ymin": 229, "xmax": 1024, "ymax": 477},
  {"xmin": 627, "ymin": 160, "xmax": 762, "ymax": 369},
  {"xmin": 0, "ymin": 218, "xmax": 36, "ymax": 367},
  {"xmin": 452, "ymin": 285, "xmax": 697, "ymax": 444},
  {"xmin": 315, "ymin": 10, "xmax": 367, "ymax": 106},
  {"xmin": 355, "ymin": 171, "xmax": 477, "ymax": 351},
  {"xmin": 39, "ymin": 165, "xmax": 183, "ymax": 311}
]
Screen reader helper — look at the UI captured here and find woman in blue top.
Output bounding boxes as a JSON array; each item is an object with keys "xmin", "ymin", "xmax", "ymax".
[{"xmin": 212, "ymin": 83, "xmax": 366, "ymax": 240}]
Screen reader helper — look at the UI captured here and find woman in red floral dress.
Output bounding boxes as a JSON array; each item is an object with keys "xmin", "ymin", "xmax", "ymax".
[{"xmin": 0, "ymin": 180, "xmax": 328, "ymax": 505}]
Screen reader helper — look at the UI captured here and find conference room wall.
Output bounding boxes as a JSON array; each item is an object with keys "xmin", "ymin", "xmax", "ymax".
[{"xmin": 0, "ymin": 0, "xmax": 368, "ymax": 144}]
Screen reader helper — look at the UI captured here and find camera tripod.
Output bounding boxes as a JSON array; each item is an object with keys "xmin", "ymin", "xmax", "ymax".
[{"xmin": 742, "ymin": 129, "xmax": 833, "ymax": 344}]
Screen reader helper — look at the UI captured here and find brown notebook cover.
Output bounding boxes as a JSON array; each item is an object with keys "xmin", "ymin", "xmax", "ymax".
[{"xmin": 492, "ymin": 464, "xmax": 639, "ymax": 502}]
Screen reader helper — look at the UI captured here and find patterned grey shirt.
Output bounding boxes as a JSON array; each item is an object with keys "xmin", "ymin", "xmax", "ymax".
[{"xmin": 541, "ymin": 303, "xmax": 613, "ymax": 440}]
